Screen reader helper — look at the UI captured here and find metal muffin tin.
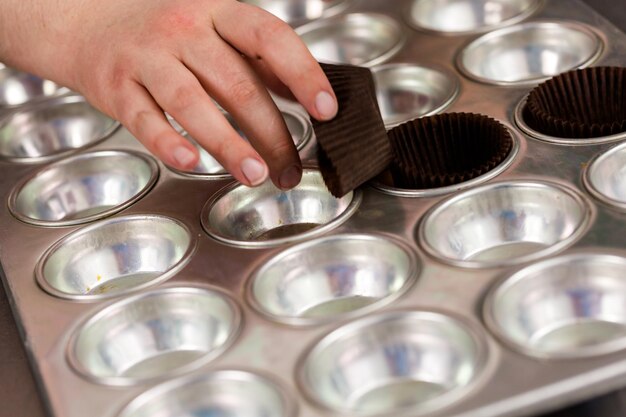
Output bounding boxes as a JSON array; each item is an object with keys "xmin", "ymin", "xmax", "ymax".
[
  {"xmin": 36, "ymin": 214, "xmax": 196, "ymax": 300},
  {"xmin": 243, "ymin": 0, "xmax": 351, "ymax": 26},
  {"xmin": 0, "ymin": 94, "xmax": 119, "ymax": 162},
  {"xmin": 457, "ymin": 20, "xmax": 604, "ymax": 85},
  {"xmin": 0, "ymin": 63, "xmax": 70, "ymax": 108},
  {"xmin": 117, "ymin": 369, "xmax": 297, "ymax": 417},
  {"xmin": 406, "ymin": 0, "xmax": 543, "ymax": 35},
  {"xmin": 372, "ymin": 63, "xmax": 460, "ymax": 128},
  {"xmin": 296, "ymin": 13, "xmax": 406, "ymax": 66},
  {"xmin": 8, "ymin": 150, "xmax": 159, "ymax": 226},
  {"xmin": 67, "ymin": 286, "xmax": 241, "ymax": 385},
  {"xmin": 5, "ymin": 1, "xmax": 626, "ymax": 417},
  {"xmin": 484, "ymin": 252, "xmax": 626, "ymax": 359}
]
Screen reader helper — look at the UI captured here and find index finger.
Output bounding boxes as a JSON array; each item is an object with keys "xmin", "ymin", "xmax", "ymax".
[{"xmin": 212, "ymin": 2, "xmax": 338, "ymax": 122}]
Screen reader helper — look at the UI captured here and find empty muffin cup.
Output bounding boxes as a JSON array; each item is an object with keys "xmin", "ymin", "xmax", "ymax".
[
  {"xmin": 242, "ymin": 0, "xmax": 350, "ymax": 26},
  {"xmin": 202, "ymin": 169, "xmax": 360, "ymax": 248},
  {"xmin": 419, "ymin": 181, "xmax": 592, "ymax": 268},
  {"xmin": 168, "ymin": 108, "xmax": 311, "ymax": 178},
  {"xmin": 296, "ymin": 13, "xmax": 405, "ymax": 66},
  {"xmin": 37, "ymin": 215, "xmax": 196, "ymax": 300},
  {"xmin": 68, "ymin": 286, "xmax": 241, "ymax": 385},
  {"xmin": 0, "ymin": 64, "xmax": 69, "ymax": 108},
  {"xmin": 584, "ymin": 142, "xmax": 626, "ymax": 209},
  {"xmin": 9, "ymin": 150, "xmax": 158, "ymax": 226},
  {"xmin": 521, "ymin": 67, "xmax": 626, "ymax": 140},
  {"xmin": 0, "ymin": 95, "xmax": 119, "ymax": 162},
  {"xmin": 117, "ymin": 370, "xmax": 296, "ymax": 417},
  {"xmin": 375, "ymin": 113, "xmax": 516, "ymax": 197},
  {"xmin": 248, "ymin": 234, "xmax": 419, "ymax": 325},
  {"xmin": 372, "ymin": 64, "xmax": 459, "ymax": 128},
  {"xmin": 484, "ymin": 253, "xmax": 626, "ymax": 358},
  {"xmin": 407, "ymin": 0, "xmax": 542, "ymax": 35},
  {"xmin": 457, "ymin": 21, "xmax": 602, "ymax": 85},
  {"xmin": 299, "ymin": 311, "xmax": 488, "ymax": 415}
]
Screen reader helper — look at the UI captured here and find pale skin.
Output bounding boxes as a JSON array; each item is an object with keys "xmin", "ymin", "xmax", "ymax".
[{"xmin": 0, "ymin": 0, "xmax": 338, "ymax": 189}]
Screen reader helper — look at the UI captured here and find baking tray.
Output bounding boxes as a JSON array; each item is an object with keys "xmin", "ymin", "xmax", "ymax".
[{"xmin": 3, "ymin": 0, "xmax": 626, "ymax": 416}]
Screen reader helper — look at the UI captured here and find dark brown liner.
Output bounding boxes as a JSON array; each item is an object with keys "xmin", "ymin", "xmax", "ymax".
[
  {"xmin": 525, "ymin": 67, "xmax": 626, "ymax": 138},
  {"xmin": 382, "ymin": 113, "xmax": 513, "ymax": 189},
  {"xmin": 313, "ymin": 63, "xmax": 392, "ymax": 198}
]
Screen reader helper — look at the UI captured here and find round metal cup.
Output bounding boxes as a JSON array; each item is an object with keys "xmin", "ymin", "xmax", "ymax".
[
  {"xmin": 36, "ymin": 215, "xmax": 196, "ymax": 300},
  {"xmin": 296, "ymin": 13, "xmax": 405, "ymax": 67},
  {"xmin": 201, "ymin": 169, "xmax": 361, "ymax": 248},
  {"xmin": 484, "ymin": 253, "xmax": 626, "ymax": 358},
  {"xmin": 418, "ymin": 180, "xmax": 593, "ymax": 268},
  {"xmin": 372, "ymin": 126, "xmax": 519, "ymax": 198},
  {"xmin": 0, "ymin": 95, "xmax": 119, "ymax": 162},
  {"xmin": 8, "ymin": 150, "xmax": 159, "ymax": 226},
  {"xmin": 169, "ymin": 108, "xmax": 312, "ymax": 178},
  {"xmin": 117, "ymin": 370, "xmax": 296, "ymax": 417},
  {"xmin": 407, "ymin": 0, "xmax": 542, "ymax": 35},
  {"xmin": 299, "ymin": 311, "xmax": 488, "ymax": 415},
  {"xmin": 457, "ymin": 21, "xmax": 603, "ymax": 85},
  {"xmin": 372, "ymin": 63, "xmax": 459, "ymax": 128},
  {"xmin": 248, "ymin": 234, "xmax": 419, "ymax": 325},
  {"xmin": 584, "ymin": 142, "xmax": 626, "ymax": 210},
  {"xmin": 68, "ymin": 286, "xmax": 241, "ymax": 385},
  {"xmin": 0, "ymin": 64, "xmax": 69, "ymax": 108},
  {"xmin": 243, "ymin": 0, "xmax": 350, "ymax": 26},
  {"xmin": 515, "ymin": 96, "xmax": 626, "ymax": 145}
]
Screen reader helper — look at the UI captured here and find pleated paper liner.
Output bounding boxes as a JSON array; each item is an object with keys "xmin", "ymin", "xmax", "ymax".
[
  {"xmin": 379, "ymin": 112, "xmax": 513, "ymax": 189},
  {"xmin": 524, "ymin": 67, "xmax": 626, "ymax": 138},
  {"xmin": 313, "ymin": 63, "xmax": 392, "ymax": 198}
]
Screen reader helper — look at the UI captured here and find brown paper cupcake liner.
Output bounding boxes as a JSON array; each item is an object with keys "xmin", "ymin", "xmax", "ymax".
[
  {"xmin": 383, "ymin": 112, "xmax": 512, "ymax": 189},
  {"xmin": 312, "ymin": 63, "xmax": 392, "ymax": 197},
  {"xmin": 525, "ymin": 67, "xmax": 626, "ymax": 138}
]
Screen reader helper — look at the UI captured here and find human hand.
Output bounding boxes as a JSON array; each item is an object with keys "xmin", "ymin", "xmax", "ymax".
[{"xmin": 0, "ymin": 0, "xmax": 337, "ymax": 189}]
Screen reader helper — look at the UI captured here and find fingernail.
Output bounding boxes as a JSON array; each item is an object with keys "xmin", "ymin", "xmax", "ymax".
[
  {"xmin": 315, "ymin": 91, "xmax": 338, "ymax": 120},
  {"xmin": 241, "ymin": 158, "xmax": 268, "ymax": 186},
  {"xmin": 279, "ymin": 164, "xmax": 302, "ymax": 190},
  {"xmin": 174, "ymin": 146, "xmax": 196, "ymax": 168}
]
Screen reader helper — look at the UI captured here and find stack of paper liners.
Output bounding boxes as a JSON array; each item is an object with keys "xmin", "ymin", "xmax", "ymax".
[
  {"xmin": 313, "ymin": 63, "xmax": 392, "ymax": 198},
  {"xmin": 524, "ymin": 66, "xmax": 626, "ymax": 138},
  {"xmin": 383, "ymin": 113, "xmax": 513, "ymax": 189}
]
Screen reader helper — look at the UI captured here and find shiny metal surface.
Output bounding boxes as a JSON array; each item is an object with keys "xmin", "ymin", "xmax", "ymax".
[
  {"xmin": 457, "ymin": 20, "xmax": 603, "ymax": 85},
  {"xmin": 484, "ymin": 253, "xmax": 626, "ymax": 358},
  {"xmin": 515, "ymin": 96, "xmax": 626, "ymax": 145},
  {"xmin": 202, "ymin": 169, "xmax": 360, "ymax": 248},
  {"xmin": 248, "ymin": 234, "xmax": 419, "ymax": 325},
  {"xmin": 584, "ymin": 142, "xmax": 626, "ymax": 210},
  {"xmin": 67, "ymin": 286, "xmax": 241, "ymax": 385},
  {"xmin": 419, "ymin": 181, "xmax": 593, "ymax": 268},
  {"xmin": 0, "ymin": 64, "xmax": 69, "ymax": 108},
  {"xmin": 296, "ymin": 13, "xmax": 405, "ymax": 66},
  {"xmin": 8, "ymin": 150, "xmax": 158, "ymax": 226},
  {"xmin": 243, "ymin": 0, "xmax": 350, "ymax": 26},
  {"xmin": 0, "ymin": 95, "xmax": 119, "ymax": 162},
  {"xmin": 168, "ymin": 108, "xmax": 312, "ymax": 178},
  {"xmin": 5, "ymin": 2, "xmax": 626, "ymax": 417},
  {"xmin": 372, "ymin": 126, "xmax": 520, "ymax": 198},
  {"xmin": 117, "ymin": 370, "xmax": 296, "ymax": 417},
  {"xmin": 407, "ymin": 0, "xmax": 542, "ymax": 34},
  {"xmin": 372, "ymin": 63, "xmax": 459, "ymax": 128},
  {"xmin": 299, "ymin": 311, "xmax": 488, "ymax": 415},
  {"xmin": 36, "ymin": 215, "xmax": 196, "ymax": 300}
]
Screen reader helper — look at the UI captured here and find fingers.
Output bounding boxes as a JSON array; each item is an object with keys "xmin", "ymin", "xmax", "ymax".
[
  {"xmin": 212, "ymin": 2, "xmax": 338, "ymax": 122},
  {"xmin": 245, "ymin": 57, "xmax": 294, "ymax": 101},
  {"xmin": 111, "ymin": 80, "xmax": 200, "ymax": 170},
  {"xmin": 139, "ymin": 56, "xmax": 269, "ymax": 187},
  {"xmin": 182, "ymin": 38, "xmax": 301, "ymax": 189}
]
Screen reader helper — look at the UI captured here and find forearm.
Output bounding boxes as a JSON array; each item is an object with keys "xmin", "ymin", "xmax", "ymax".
[{"xmin": 0, "ymin": 0, "xmax": 86, "ymax": 90}]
